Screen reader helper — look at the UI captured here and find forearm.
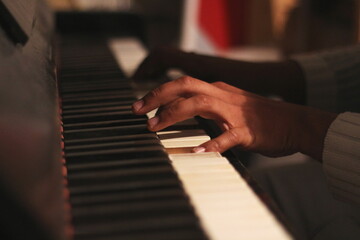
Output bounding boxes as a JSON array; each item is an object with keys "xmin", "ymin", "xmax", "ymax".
[
  {"xmin": 167, "ymin": 50, "xmax": 306, "ymax": 104},
  {"xmin": 297, "ymin": 107, "xmax": 338, "ymax": 161}
]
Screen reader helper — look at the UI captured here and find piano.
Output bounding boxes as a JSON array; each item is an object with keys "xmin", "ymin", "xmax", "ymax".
[{"xmin": 0, "ymin": 0, "xmax": 292, "ymax": 239}]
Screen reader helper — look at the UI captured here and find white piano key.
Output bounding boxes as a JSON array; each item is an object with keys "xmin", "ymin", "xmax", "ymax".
[
  {"xmin": 161, "ymin": 140, "xmax": 207, "ymax": 148},
  {"xmin": 170, "ymin": 152, "xmax": 222, "ymax": 159},
  {"xmin": 158, "ymin": 129, "xmax": 209, "ymax": 139},
  {"xmin": 159, "ymin": 129, "xmax": 210, "ymax": 148},
  {"xmin": 169, "ymin": 151, "xmax": 291, "ymax": 240},
  {"xmin": 109, "ymin": 37, "xmax": 148, "ymax": 77},
  {"xmin": 146, "ymin": 109, "xmax": 157, "ymax": 119}
]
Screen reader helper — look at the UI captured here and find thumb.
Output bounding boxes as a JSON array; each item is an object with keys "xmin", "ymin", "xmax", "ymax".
[{"xmin": 193, "ymin": 128, "xmax": 252, "ymax": 153}]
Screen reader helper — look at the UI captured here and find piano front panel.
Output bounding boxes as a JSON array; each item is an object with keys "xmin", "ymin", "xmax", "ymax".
[{"xmin": 0, "ymin": 1, "xmax": 65, "ymax": 239}]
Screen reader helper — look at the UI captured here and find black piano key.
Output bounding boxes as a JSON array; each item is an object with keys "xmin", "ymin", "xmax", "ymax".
[
  {"xmin": 62, "ymin": 111, "xmax": 143, "ymax": 124},
  {"xmin": 66, "ymin": 157, "xmax": 169, "ymax": 173},
  {"xmin": 62, "ymin": 107, "xmax": 134, "ymax": 118},
  {"xmin": 61, "ymin": 71, "xmax": 123, "ymax": 79},
  {"xmin": 61, "ymin": 96, "xmax": 136, "ymax": 106},
  {"xmin": 61, "ymin": 55, "xmax": 115, "ymax": 62},
  {"xmin": 62, "ymin": 93, "xmax": 135, "ymax": 103},
  {"xmin": 65, "ymin": 146, "xmax": 167, "ymax": 163},
  {"xmin": 70, "ymin": 188, "xmax": 185, "ymax": 206},
  {"xmin": 60, "ymin": 85, "xmax": 132, "ymax": 94},
  {"xmin": 60, "ymin": 63, "xmax": 119, "ymax": 70},
  {"xmin": 61, "ymin": 90, "xmax": 135, "ymax": 99},
  {"xmin": 65, "ymin": 139, "xmax": 161, "ymax": 153},
  {"xmin": 61, "ymin": 100, "xmax": 135, "ymax": 110},
  {"xmin": 63, "ymin": 118, "xmax": 146, "ymax": 131},
  {"xmin": 62, "ymin": 105, "xmax": 132, "ymax": 116},
  {"xmin": 67, "ymin": 165, "xmax": 177, "ymax": 186},
  {"xmin": 74, "ymin": 230, "xmax": 207, "ymax": 240},
  {"xmin": 60, "ymin": 79, "xmax": 130, "ymax": 88},
  {"xmin": 72, "ymin": 198, "xmax": 193, "ymax": 217},
  {"xmin": 74, "ymin": 215, "xmax": 207, "ymax": 240},
  {"xmin": 68, "ymin": 178, "xmax": 181, "ymax": 196},
  {"xmin": 61, "ymin": 68, "xmax": 122, "ymax": 76},
  {"xmin": 63, "ymin": 124, "xmax": 149, "ymax": 139},
  {"xmin": 63, "ymin": 133, "xmax": 158, "ymax": 146},
  {"xmin": 60, "ymin": 73, "xmax": 125, "ymax": 82},
  {"xmin": 71, "ymin": 201, "xmax": 198, "ymax": 233},
  {"xmin": 60, "ymin": 65, "xmax": 120, "ymax": 74},
  {"xmin": 60, "ymin": 78, "xmax": 128, "ymax": 86}
]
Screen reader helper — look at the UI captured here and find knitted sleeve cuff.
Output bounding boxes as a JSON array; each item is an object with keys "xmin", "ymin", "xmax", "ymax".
[
  {"xmin": 292, "ymin": 54, "xmax": 337, "ymax": 112},
  {"xmin": 323, "ymin": 112, "xmax": 360, "ymax": 205}
]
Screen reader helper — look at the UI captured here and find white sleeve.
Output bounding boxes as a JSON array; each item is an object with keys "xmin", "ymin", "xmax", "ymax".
[
  {"xmin": 323, "ymin": 112, "xmax": 360, "ymax": 205},
  {"xmin": 292, "ymin": 45, "xmax": 360, "ymax": 113}
]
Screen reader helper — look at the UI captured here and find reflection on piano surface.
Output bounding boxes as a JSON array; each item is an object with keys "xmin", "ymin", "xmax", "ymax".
[{"xmin": 0, "ymin": 0, "xmax": 292, "ymax": 239}]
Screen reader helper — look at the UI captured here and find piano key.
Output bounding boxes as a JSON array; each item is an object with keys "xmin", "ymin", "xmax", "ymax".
[
  {"xmin": 169, "ymin": 152, "xmax": 222, "ymax": 159},
  {"xmin": 62, "ymin": 111, "xmax": 143, "ymax": 124},
  {"xmin": 72, "ymin": 199, "xmax": 194, "ymax": 220},
  {"xmin": 62, "ymin": 106, "xmax": 132, "ymax": 116},
  {"xmin": 63, "ymin": 124, "xmax": 149, "ymax": 139},
  {"xmin": 61, "ymin": 90, "xmax": 135, "ymax": 99},
  {"xmin": 60, "ymin": 70, "xmax": 123, "ymax": 78},
  {"xmin": 61, "ymin": 94, "xmax": 135, "ymax": 103},
  {"xmin": 67, "ymin": 166, "xmax": 177, "ymax": 186},
  {"xmin": 63, "ymin": 119, "xmax": 146, "ymax": 131},
  {"xmin": 109, "ymin": 37, "xmax": 148, "ymax": 78},
  {"xmin": 60, "ymin": 84, "xmax": 132, "ymax": 94},
  {"xmin": 60, "ymin": 65, "xmax": 120, "ymax": 74},
  {"xmin": 70, "ymin": 188, "xmax": 186, "ymax": 206},
  {"xmin": 73, "ymin": 215, "xmax": 206, "ymax": 240},
  {"xmin": 63, "ymin": 133, "xmax": 158, "ymax": 146},
  {"xmin": 60, "ymin": 78, "xmax": 129, "ymax": 87},
  {"xmin": 68, "ymin": 178, "xmax": 181, "ymax": 196},
  {"xmin": 65, "ymin": 146, "xmax": 167, "ymax": 163},
  {"xmin": 61, "ymin": 100, "xmax": 135, "ymax": 110},
  {"xmin": 66, "ymin": 157, "xmax": 170, "ymax": 173},
  {"xmin": 61, "ymin": 96, "xmax": 136, "ymax": 106},
  {"xmin": 60, "ymin": 73, "xmax": 125, "ymax": 82},
  {"xmin": 65, "ymin": 139, "xmax": 161, "ymax": 152},
  {"xmin": 158, "ymin": 129, "xmax": 210, "ymax": 148}
]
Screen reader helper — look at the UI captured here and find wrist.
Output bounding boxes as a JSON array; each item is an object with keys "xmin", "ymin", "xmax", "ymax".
[{"xmin": 298, "ymin": 107, "xmax": 338, "ymax": 161}]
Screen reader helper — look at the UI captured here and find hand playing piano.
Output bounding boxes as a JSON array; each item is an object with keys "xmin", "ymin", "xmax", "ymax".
[{"xmin": 132, "ymin": 76, "xmax": 337, "ymax": 161}]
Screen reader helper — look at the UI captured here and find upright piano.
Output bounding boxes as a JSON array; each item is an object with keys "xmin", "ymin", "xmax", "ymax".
[{"xmin": 0, "ymin": 1, "xmax": 292, "ymax": 239}]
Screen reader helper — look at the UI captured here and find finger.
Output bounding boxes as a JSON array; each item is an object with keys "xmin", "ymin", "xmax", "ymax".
[
  {"xmin": 153, "ymin": 96, "xmax": 186, "ymax": 118},
  {"xmin": 147, "ymin": 94, "xmax": 229, "ymax": 132},
  {"xmin": 212, "ymin": 81, "xmax": 262, "ymax": 99},
  {"xmin": 133, "ymin": 76, "xmax": 244, "ymax": 115},
  {"xmin": 193, "ymin": 127, "xmax": 253, "ymax": 153}
]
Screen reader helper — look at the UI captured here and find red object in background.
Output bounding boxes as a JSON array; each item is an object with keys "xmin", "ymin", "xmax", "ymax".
[{"xmin": 198, "ymin": 0, "xmax": 248, "ymax": 50}]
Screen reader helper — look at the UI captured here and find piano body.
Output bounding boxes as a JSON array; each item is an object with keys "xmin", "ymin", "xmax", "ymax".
[{"xmin": 0, "ymin": 1, "xmax": 292, "ymax": 239}]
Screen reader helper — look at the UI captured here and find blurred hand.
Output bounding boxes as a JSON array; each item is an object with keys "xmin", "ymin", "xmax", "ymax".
[
  {"xmin": 132, "ymin": 77, "xmax": 336, "ymax": 160},
  {"xmin": 132, "ymin": 47, "xmax": 178, "ymax": 82},
  {"xmin": 132, "ymin": 48, "xmax": 306, "ymax": 105}
]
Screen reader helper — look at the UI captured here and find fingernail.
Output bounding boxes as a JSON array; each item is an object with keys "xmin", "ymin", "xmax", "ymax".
[
  {"xmin": 148, "ymin": 116, "xmax": 159, "ymax": 129},
  {"xmin": 193, "ymin": 147, "xmax": 206, "ymax": 153},
  {"xmin": 133, "ymin": 100, "xmax": 144, "ymax": 112}
]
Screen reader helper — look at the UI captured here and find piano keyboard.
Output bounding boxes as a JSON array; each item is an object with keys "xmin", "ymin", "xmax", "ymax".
[{"xmin": 59, "ymin": 37, "xmax": 291, "ymax": 240}]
